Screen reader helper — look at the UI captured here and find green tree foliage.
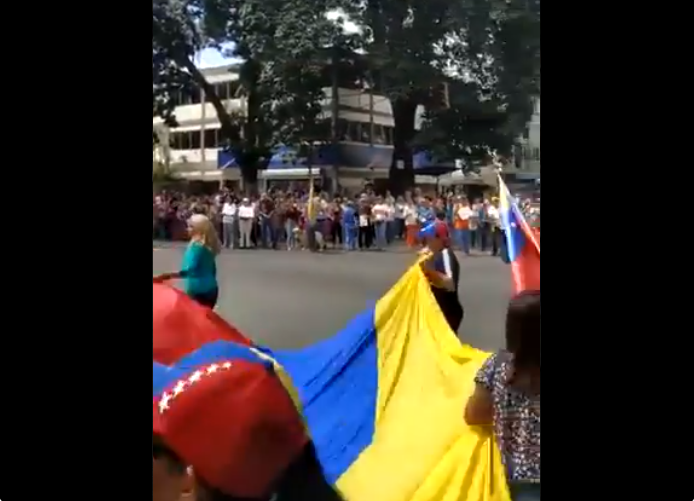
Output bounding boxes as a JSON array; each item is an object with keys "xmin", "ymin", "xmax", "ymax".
[
  {"xmin": 152, "ymin": 0, "xmax": 343, "ymax": 188},
  {"xmin": 335, "ymin": 0, "xmax": 540, "ymax": 191},
  {"xmin": 153, "ymin": 0, "xmax": 540, "ymax": 193},
  {"xmin": 418, "ymin": 0, "xmax": 541, "ymax": 171},
  {"xmin": 414, "ymin": 82, "xmax": 514, "ymax": 170}
]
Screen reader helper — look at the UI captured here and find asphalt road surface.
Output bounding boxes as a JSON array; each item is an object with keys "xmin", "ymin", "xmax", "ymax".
[{"xmin": 153, "ymin": 246, "xmax": 512, "ymax": 352}]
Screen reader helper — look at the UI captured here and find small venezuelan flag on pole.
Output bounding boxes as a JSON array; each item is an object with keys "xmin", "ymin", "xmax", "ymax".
[{"xmin": 498, "ymin": 174, "xmax": 540, "ymax": 293}]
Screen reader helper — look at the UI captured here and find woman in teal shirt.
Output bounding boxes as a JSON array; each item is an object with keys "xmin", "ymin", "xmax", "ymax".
[{"xmin": 154, "ymin": 214, "xmax": 221, "ymax": 308}]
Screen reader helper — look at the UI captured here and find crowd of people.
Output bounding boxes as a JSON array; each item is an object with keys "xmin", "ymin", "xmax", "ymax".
[
  {"xmin": 153, "ymin": 188, "xmax": 539, "ymax": 255},
  {"xmin": 153, "ymin": 210, "xmax": 540, "ymax": 501}
]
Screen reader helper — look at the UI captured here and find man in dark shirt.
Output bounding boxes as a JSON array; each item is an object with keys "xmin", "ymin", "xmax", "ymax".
[
  {"xmin": 419, "ymin": 221, "xmax": 464, "ymax": 334},
  {"xmin": 259, "ymin": 196, "xmax": 276, "ymax": 248}
]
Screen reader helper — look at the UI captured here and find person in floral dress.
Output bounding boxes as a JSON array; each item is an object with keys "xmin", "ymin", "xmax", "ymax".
[{"xmin": 465, "ymin": 290, "xmax": 541, "ymax": 501}]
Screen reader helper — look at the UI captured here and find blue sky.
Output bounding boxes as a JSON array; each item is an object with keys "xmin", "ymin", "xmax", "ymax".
[
  {"xmin": 196, "ymin": 47, "xmax": 236, "ymax": 68},
  {"xmin": 194, "ymin": 11, "xmax": 359, "ymax": 69}
]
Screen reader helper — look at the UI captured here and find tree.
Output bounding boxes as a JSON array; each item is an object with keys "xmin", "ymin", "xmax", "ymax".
[
  {"xmin": 330, "ymin": 0, "xmax": 540, "ymax": 193},
  {"xmin": 414, "ymin": 82, "xmax": 513, "ymax": 170},
  {"xmin": 343, "ymin": 0, "xmax": 461, "ymax": 193},
  {"xmin": 418, "ymin": 0, "xmax": 541, "ymax": 171},
  {"xmin": 153, "ymin": 0, "xmax": 344, "ymax": 190}
]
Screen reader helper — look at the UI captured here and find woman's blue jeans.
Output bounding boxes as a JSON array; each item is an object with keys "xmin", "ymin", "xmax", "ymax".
[{"xmin": 374, "ymin": 221, "xmax": 387, "ymax": 248}]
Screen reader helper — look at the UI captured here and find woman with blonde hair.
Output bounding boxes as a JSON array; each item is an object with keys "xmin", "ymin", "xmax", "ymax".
[{"xmin": 154, "ymin": 213, "xmax": 222, "ymax": 309}]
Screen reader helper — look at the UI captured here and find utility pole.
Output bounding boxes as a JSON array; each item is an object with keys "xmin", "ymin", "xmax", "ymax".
[{"xmin": 368, "ymin": 71, "xmax": 375, "ymax": 146}]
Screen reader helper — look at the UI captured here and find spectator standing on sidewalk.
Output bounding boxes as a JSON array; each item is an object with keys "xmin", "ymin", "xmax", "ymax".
[
  {"xmin": 238, "ymin": 198, "xmax": 255, "ymax": 249},
  {"xmin": 221, "ymin": 196, "xmax": 238, "ymax": 249}
]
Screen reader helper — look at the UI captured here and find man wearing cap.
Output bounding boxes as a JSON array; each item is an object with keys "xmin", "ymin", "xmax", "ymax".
[
  {"xmin": 419, "ymin": 221, "xmax": 464, "ymax": 334},
  {"xmin": 153, "ymin": 345, "xmax": 342, "ymax": 501}
]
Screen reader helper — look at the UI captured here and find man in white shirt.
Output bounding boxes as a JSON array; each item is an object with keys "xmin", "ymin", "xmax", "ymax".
[
  {"xmin": 455, "ymin": 199, "xmax": 474, "ymax": 255},
  {"xmin": 221, "ymin": 198, "xmax": 238, "ymax": 249},
  {"xmin": 371, "ymin": 196, "xmax": 389, "ymax": 250},
  {"xmin": 394, "ymin": 196, "xmax": 406, "ymax": 241},
  {"xmin": 237, "ymin": 198, "xmax": 255, "ymax": 249}
]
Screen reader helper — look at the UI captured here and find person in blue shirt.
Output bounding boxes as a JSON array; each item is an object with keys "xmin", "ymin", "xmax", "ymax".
[
  {"xmin": 416, "ymin": 198, "xmax": 435, "ymax": 225},
  {"xmin": 154, "ymin": 214, "xmax": 221, "ymax": 309},
  {"xmin": 341, "ymin": 201, "xmax": 358, "ymax": 251}
]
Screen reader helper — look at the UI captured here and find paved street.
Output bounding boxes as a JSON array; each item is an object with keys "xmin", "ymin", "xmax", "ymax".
[{"xmin": 153, "ymin": 247, "xmax": 512, "ymax": 352}]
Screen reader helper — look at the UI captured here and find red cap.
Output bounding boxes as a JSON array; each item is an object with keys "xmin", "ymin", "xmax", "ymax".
[
  {"xmin": 433, "ymin": 222, "xmax": 449, "ymax": 241},
  {"xmin": 153, "ymin": 359, "xmax": 308, "ymax": 499}
]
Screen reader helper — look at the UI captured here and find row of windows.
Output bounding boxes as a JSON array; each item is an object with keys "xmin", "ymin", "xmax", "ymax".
[
  {"xmin": 172, "ymin": 81, "xmax": 241, "ymax": 106},
  {"xmin": 168, "ymin": 119, "xmax": 396, "ymax": 150},
  {"xmin": 336, "ymin": 119, "xmax": 393, "ymax": 145},
  {"xmin": 522, "ymin": 147, "xmax": 540, "ymax": 161}
]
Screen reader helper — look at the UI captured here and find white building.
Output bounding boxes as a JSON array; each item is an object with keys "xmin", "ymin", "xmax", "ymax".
[
  {"xmin": 153, "ymin": 64, "xmax": 406, "ymax": 184},
  {"xmin": 517, "ymin": 98, "xmax": 540, "ymax": 173},
  {"xmin": 153, "ymin": 64, "xmax": 538, "ymax": 186}
]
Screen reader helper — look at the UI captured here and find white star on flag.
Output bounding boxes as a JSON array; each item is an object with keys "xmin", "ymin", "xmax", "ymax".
[
  {"xmin": 159, "ymin": 393, "xmax": 172, "ymax": 413},
  {"xmin": 172, "ymin": 381, "xmax": 187, "ymax": 396},
  {"xmin": 158, "ymin": 362, "xmax": 234, "ymax": 414}
]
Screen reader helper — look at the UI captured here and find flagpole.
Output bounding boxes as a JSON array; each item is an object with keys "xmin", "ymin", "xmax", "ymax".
[
  {"xmin": 307, "ymin": 142, "xmax": 315, "ymax": 217},
  {"xmin": 306, "ymin": 142, "xmax": 316, "ymax": 251}
]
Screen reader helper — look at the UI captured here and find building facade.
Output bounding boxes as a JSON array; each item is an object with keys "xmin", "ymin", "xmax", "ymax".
[
  {"xmin": 153, "ymin": 64, "xmax": 539, "ymax": 186},
  {"xmin": 517, "ymin": 98, "xmax": 540, "ymax": 173},
  {"xmin": 152, "ymin": 64, "xmax": 411, "ymax": 184}
]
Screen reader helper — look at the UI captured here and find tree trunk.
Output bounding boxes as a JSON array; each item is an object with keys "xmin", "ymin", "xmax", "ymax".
[
  {"xmin": 388, "ymin": 97, "xmax": 417, "ymax": 195},
  {"xmin": 178, "ymin": 57, "xmax": 259, "ymax": 191},
  {"xmin": 241, "ymin": 62, "xmax": 261, "ymax": 192}
]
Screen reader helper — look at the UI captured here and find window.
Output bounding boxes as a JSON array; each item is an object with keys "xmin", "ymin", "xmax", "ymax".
[
  {"xmin": 171, "ymin": 130, "xmax": 190, "ymax": 150},
  {"xmin": 203, "ymin": 81, "xmax": 241, "ymax": 102},
  {"xmin": 170, "ymin": 128, "xmax": 225, "ymax": 150},
  {"xmin": 346, "ymin": 121, "xmax": 360, "ymax": 142},
  {"xmin": 332, "ymin": 120, "xmax": 395, "ymax": 145},
  {"xmin": 207, "ymin": 82, "xmax": 229, "ymax": 101},
  {"xmin": 336, "ymin": 119, "xmax": 349, "ymax": 141},
  {"xmin": 359, "ymin": 123, "xmax": 370, "ymax": 143},
  {"xmin": 173, "ymin": 89, "xmax": 201, "ymax": 106},
  {"xmin": 372, "ymin": 124, "xmax": 385, "ymax": 144},
  {"xmin": 203, "ymin": 129, "xmax": 218, "ymax": 149},
  {"xmin": 383, "ymin": 125, "xmax": 393, "ymax": 144},
  {"xmin": 193, "ymin": 131, "xmax": 203, "ymax": 149}
]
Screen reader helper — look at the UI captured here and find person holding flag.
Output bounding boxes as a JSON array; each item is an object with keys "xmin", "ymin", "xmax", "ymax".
[
  {"xmin": 418, "ymin": 221, "xmax": 464, "ymax": 334},
  {"xmin": 464, "ymin": 290, "xmax": 541, "ymax": 501},
  {"xmin": 153, "ymin": 213, "xmax": 222, "ymax": 309},
  {"xmin": 153, "ymin": 344, "xmax": 343, "ymax": 501}
]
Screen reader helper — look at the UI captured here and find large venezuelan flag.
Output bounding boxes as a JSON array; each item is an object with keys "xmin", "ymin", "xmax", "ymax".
[
  {"xmin": 498, "ymin": 176, "xmax": 541, "ymax": 293},
  {"xmin": 153, "ymin": 265, "xmax": 511, "ymax": 501},
  {"xmin": 268, "ymin": 263, "xmax": 511, "ymax": 501}
]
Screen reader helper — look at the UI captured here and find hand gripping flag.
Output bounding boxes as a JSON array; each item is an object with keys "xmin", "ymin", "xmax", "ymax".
[{"xmin": 498, "ymin": 176, "xmax": 541, "ymax": 292}]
